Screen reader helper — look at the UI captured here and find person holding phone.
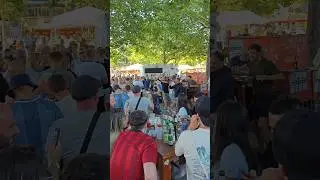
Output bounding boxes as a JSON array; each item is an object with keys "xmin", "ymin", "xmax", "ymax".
[{"xmin": 175, "ymin": 96, "xmax": 211, "ymax": 180}]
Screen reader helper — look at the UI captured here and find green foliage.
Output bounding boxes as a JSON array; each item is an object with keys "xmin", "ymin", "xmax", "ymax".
[
  {"xmin": 1, "ymin": 0, "xmax": 27, "ymax": 22},
  {"xmin": 110, "ymin": 0, "xmax": 210, "ymax": 66}
]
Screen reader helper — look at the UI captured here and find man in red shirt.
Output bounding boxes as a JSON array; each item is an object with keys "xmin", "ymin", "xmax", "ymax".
[{"xmin": 110, "ymin": 110, "xmax": 158, "ymax": 180}]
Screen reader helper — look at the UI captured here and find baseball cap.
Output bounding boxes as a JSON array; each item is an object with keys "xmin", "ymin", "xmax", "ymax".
[
  {"xmin": 273, "ymin": 110, "xmax": 320, "ymax": 178},
  {"xmin": 195, "ymin": 96, "xmax": 211, "ymax": 127},
  {"xmin": 71, "ymin": 75, "xmax": 101, "ymax": 101},
  {"xmin": 132, "ymin": 85, "xmax": 141, "ymax": 94},
  {"xmin": 129, "ymin": 110, "xmax": 148, "ymax": 127},
  {"xmin": 7, "ymin": 74, "xmax": 37, "ymax": 95}
]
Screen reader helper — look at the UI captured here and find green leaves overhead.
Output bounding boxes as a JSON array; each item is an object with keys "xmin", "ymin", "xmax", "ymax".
[
  {"xmin": 110, "ymin": 0, "xmax": 210, "ymax": 66},
  {"xmin": 1, "ymin": 0, "xmax": 27, "ymax": 22}
]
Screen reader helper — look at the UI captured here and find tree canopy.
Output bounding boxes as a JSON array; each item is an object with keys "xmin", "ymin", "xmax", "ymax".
[
  {"xmin": 110, "ymin": 0, "xmax": 210, "ymax": 66},
  {"xmin": 1, "ymin": 0, "xmax": 27, "ymax": 22}
]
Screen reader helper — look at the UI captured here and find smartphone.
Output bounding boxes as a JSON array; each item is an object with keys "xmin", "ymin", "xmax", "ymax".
[{"xmin": 54, "ymin": 128, "xmax": 61, "ymax": 147}]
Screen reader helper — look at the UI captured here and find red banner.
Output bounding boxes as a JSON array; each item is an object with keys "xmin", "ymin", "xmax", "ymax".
[
  {"xmin": 186, "ymin": 72, "xmax": 207, "ymax": 84},
  {"xmin": 228, "ymin": 35, "xmax": 309, "ymax": 71}
]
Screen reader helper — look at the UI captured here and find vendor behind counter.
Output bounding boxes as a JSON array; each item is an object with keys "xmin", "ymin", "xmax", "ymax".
[{"xmin": 232, "ymin": 43, "xmax": 281, "ymax": 119}]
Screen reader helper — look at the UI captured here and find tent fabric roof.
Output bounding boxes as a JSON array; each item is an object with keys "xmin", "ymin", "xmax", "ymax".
[
  {"xmin": 217, "ymin": 11, "xmax": 264, "ymax": 26},
  {"xmin": 125, "ymin": 64, "xmax": 143, "ymax": 70},
  {"xmin": 49, "ymin": 7, "xmax": 105, "ymax": 28}
]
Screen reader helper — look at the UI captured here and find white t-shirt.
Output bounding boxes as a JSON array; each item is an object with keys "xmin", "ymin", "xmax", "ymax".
[
  {"xmin": 55, "ymin": 95, "xmax": 77, "ymax": 117},
  {"xmin": 175, "ymin": 128, "xmax": 210, "ymax": 180}
]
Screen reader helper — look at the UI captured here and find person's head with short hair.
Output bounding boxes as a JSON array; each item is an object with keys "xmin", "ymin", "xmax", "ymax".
[
  {"xmin": 248, "ymin": 43, "xmax": 262, "ymax": 62},
  {"xmin": 8, "ymin": 74, "xmax": 38, "ymax": 100},
  {"xmin": 86, "ymin": 48, "xmax": 96, "ymax": 60},
  {"xmin": 112, "ymin": 84, "xmax": 121, "ymax": 92},
  {"xmin": 47, "ymin": 74, "xmax": 68, "ymax": 101},
  {"xmin": 61, "ymin": 153, "xmax": 109, "ymax": 180},
  {"xmin": 5, "ymin": 50, "xmax": 26, "ymax": 74},
  {"xmin": 49, "ymin": 51, "xmax": 64, "ymax": 68},
  {"xmin": 124, "ymin": 84, "xmax": 131, "ymax": 92},
  {"xmin": 273, "ymin": 110, "xmax": 320, "ymax": 179},
  {"xmin": 129, "ymin": 110, "xmax": 149, "ymax": 131},
  {"xmin": 174, "ymin": 77, "xmax": 180, "ymax": 83},
  {"xmin": 268, "ymin": 95, "xmax": 300, "ymax": 131},
  {"xmin": 132, "ymin": 85, "xmax": 141, "ymax": 95},
  {"xmin": 177, "ymin": 94, "xmax": 189, "ymax": 113},
  {"xmin": 0, "ymin": 104, "xmax": 19, "ymax": 149},
  {"xmin": 71, "ymin": 75, "xmax": 101, "ymax": 111},
  {"xmin": 194, "ymin": 96, "xmax": 211, "ymax": 127}
]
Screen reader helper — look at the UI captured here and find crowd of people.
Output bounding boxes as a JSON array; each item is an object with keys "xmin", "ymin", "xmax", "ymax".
[
  {"xmin": 0, "ymin": 42, "xmax": 110, "ymax": 179},
  {"xmin": 108, "ymin": 73, "xmax": 210, "ymax": 179},
  {"xmin": 209, "ymin": 43, "xmax": 320, "ymax": 180},
  {"xmin": 0, "ymin": 37, "xmax": 319, "ymax": 180}
]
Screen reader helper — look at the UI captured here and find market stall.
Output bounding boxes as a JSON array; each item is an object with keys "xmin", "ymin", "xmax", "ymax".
[
  {"xmin": 119, "ymin": 64, "xmax": 143, "ymax": 76},
  {"xmin": 30, "ymin": 7, "xmax": 107, "ymax": 47}
]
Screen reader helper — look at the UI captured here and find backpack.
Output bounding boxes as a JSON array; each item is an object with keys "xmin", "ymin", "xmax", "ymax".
[{"xmin": 113, "ymin": 93, "xmax": 129, "ymax": 110}]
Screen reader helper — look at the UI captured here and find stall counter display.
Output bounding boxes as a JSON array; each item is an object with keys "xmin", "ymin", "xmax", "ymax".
[{"xmin": 147, "ymin": 114, "xmax": 181, "ymax": 146}]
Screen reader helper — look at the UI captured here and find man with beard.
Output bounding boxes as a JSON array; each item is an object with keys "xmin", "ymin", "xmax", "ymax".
[{"xmin": 238, "ymin": 44, "xmax": 282, "ymax": 123}]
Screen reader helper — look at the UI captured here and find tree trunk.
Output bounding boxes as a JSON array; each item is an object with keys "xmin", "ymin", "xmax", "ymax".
[{"xmin": 307, "ymin": 0, "xmax": 320, "ymax": 64}]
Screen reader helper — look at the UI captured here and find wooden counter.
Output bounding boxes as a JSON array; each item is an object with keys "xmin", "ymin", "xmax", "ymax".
[{"xmin": 156, "ymin": 140, "xmax": 176, "ymax": 180}]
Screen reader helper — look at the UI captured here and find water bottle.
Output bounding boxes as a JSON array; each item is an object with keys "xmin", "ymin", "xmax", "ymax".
[
  {"xmin": 163, "ymin": 120, "xmax": 169, "ymax": 144},
  {"xmin": 168, "ymin": 122, "xmax": 175, "ymax": 146},
  {"xmin": 156, "ymin": 117, "xmax": 163, "ymax": 140}
]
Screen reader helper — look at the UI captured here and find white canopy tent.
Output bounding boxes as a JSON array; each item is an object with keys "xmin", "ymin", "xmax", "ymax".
[
  {"xmin": 178, "ymin": 65, "xmax": 192, "ymax": 71},
  {"xmin": 49, "ymin": 7, "xmax": 105, "ymax": 28},
  {"xmin": 125, "ymin": 64, "xmax": 143, "ymax": 71},
  {"xmin": 217, "ymin": 11, "xmax": 265, "ymax": 27},
  {"xmin": 48, "ymin": 7, "xmax": 107, "ymax": 47}
]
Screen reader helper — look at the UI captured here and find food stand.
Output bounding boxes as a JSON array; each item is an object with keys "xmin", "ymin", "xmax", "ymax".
[
  {"xmin": 30, "ymin": 7, "xmax": 107, "ymax": 47},
  {"xmin": 228, "ymin": 34, "xmax": 313, "ymax": 101},
  {"xmin": 146, "ymin": 106, "xmax": 186, "ymax": 180}
]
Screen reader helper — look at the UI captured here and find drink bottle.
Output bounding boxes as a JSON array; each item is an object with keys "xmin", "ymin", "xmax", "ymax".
[
  {"xmin": 156, "ymin": 117, "xmax": 163, "ymax": 139},
  {"xmin": 163, "ymin": 119, "xmax": 168, "ymax": 143}
]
